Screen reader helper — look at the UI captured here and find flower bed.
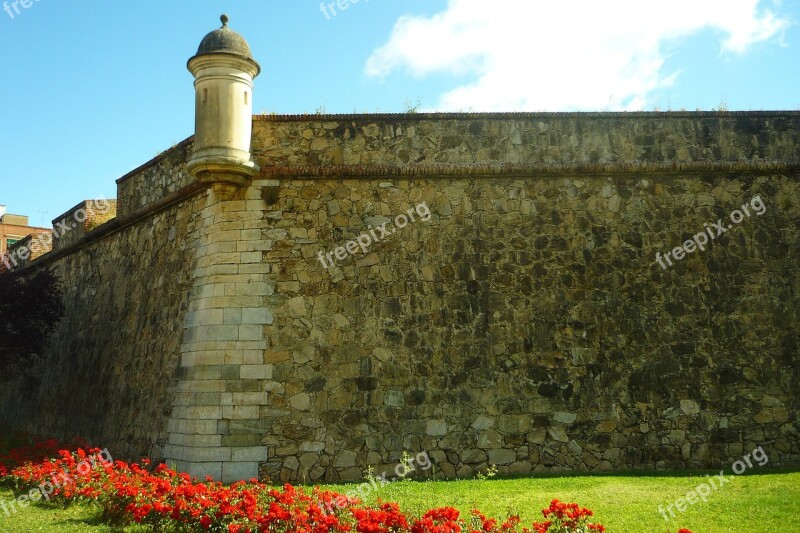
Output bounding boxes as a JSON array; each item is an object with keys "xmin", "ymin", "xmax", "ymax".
[{"xmin": 0, "ymin": 436, "xmax": 693, "ymax": 532}]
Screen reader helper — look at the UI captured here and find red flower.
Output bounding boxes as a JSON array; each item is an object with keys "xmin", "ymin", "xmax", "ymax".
[
  {"xmin": 1, "ymin": 436, "xmax": 608, "ymax": 533},
  {"xmin": 531, "ymin": 499, "xmax": 605, "ymax": 532}
]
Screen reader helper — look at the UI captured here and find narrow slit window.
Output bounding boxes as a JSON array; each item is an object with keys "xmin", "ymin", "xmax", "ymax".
[
  {"xmin": 244, "ymin": 91, "xmax": 249, "ymax": 105},
  {"xmin": 203, "ymin": 88, "xmax": 208, "ymax": 104}
]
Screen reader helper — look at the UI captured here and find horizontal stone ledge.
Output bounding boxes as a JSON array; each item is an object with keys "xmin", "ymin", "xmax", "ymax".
[
  {"xmin": 164, "ymin": 445, "xmax": 231, "ymax": 463},
  {"xmin": 157, "ymin": 459, "xmax": 259, "ymax": 486},
  {"xmin": 259, "ymin": 160, "xmax": 800, "ymax": 179},
  {"xmin": 222, "ymin": 461, "xmax": 259, "ymax": 483},
  {"xmin": 166, "ymin": 419, "xmax": 219, "ymax": 435},
  {"xmin": 167, "ymin": 433, "xmax": 223, "ymax": 447},
  {"xmin": 254, "ymin": 110, "xmax": 800, "ymax": 121},
  {"xmin": 9, "ymin": 180, "xmax": 208, "ymax": 273}
]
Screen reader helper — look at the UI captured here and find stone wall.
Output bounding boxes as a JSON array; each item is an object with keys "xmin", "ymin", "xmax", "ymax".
[
  {"xmin": 0, "ymin": 176, "xmax": 205, "ymax": 462},
  {"xmin": 52, "ymin": 199, "xmax": 118, "ymax": 251},
  {"xmin": 244, "ymin": 112, "xmax": 800, "ymax": 481},
  {"xmin": 250, "ymin": 171, "xmax": 799, "ymax": 481},
  {"xmin": 251, "ymin": 111, "xmax": 800, "ymax": 170},
  {"xmin": 116, "ymin": 139, "xmax": 194, "ymax": 217},
  {"xmin": 163, "ymin": 181, "xmax": 277, "ymax": 483},
  {"xmin": 1, "ymin": 111, "xmax": 798, "ymax": 483}
]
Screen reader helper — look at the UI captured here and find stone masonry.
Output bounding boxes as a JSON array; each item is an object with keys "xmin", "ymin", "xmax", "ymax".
[
  {"xmin": 166, "ymin": 182, "xmax": 273, "ymax": 482},
  {"xmin": 1, "ymin": 111, "xmax": 797, "ymax": 483}
]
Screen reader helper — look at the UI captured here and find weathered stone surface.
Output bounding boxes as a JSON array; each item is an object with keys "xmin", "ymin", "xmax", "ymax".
[
  {"xmin": 554, "ymin": 412, "xmax": 578, "ymax": 424},
  {"xmin": 488, "ymin": 448, "xmax": 516, "ymax": 465},
  {"xmin": 509, "ymin": 461, "xmax": 533, "ymax": 475},
  {"xmin": 1, "ymin": 112, "xmax": 798, "ymax": 483},
  {"xmin": 460, "ymin": 449, "xmax": 487, "ymax": 464},
  {"xmin": 477, "ymin": 430, "xmax": 503, "ymax": 449},
  {"xmin": 289, "ymin": 393, "xmax": 311, "ymax": 411},
  {"xmin": 299, "ymin": 453, "xmax": 319, "ymax": 470},
  {"xmin": 680, "ymin": 400, "xmax": 700, "ymax": 415},
  {"xmin": 426, "ymin": 420, "xmax": 448, "ymax": 436},
  {"xmin": 596, "ymin": 420, "xmax": 617, "ymax": 433},
  {"xmin": 333, "ymin": 451, "xmax": 358, "ymax": 468},
  {"xmin": 471, "ymin": 415, "xmax": 496, "ymax": 430},
  {"xmin": 439, "ymin": 462, "xmax": 456, "ymax": 477},
  {"xmin": 528, "ymin": 429, "xmax": 548, "ymax": 445},
  {"xmin": 567, "ymin": 441, "xmax": 583, "ymax": 456},
  {"xmin": 548, "ymin": 427, "xmax": 569, "ymax": 443}
]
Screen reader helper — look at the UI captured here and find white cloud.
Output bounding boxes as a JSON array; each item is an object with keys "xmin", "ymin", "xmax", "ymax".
[{"xmin": 365, "ymin": 0, "xmax": 789, "ymax": 111}]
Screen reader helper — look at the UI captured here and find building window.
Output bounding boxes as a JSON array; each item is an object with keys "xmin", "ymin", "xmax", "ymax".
[{"xmin": 6, "ymin": 238, "xmax": 18, "ymax": 247}]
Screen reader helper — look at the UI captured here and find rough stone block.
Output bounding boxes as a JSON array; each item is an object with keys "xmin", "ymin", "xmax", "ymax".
[
  {"xmin": 488, "ymin": 448, "xmax": 516, "ymax": 465},
  {"xmin": 290, "ymin": 393, "xmax": 311, "ymax": 410},
  {"xmin": 182, "ymin": 447, "xmax": 232, "ymax": 463},
  {"xmin": 339, "ymin": 467, "xmax": 363, "ymax": 481},
  {"xmin": 242, "ymin": 307, "xmax": 271, "ymax": 325},
  {"xmin": 222, "ymin": 405, "xmax": 260, "ymax": 419},
  {"xmin": 554, "ymin": 412, "xmax": 578, "ymax": 424},
  {"xmin": 471, "ymin": 415, "xmax": 495, "ymax": 430},
  {"xmin": 223, "ymin": 308, "xmax": 243, "ymax": 325},
  {"xmin": 240, "ymin": 252, "xmax": 262, "ymax": 264},
  {"xmin": 240, "ymin": 365, "xmax": 271, "ymax": 380},
  {"xmin": 460, "ymin": 449, "xmax": 487, "ymax": 464},
  {"xmin": 185, "ymin": 462, "xmax": 223, "ymax": 481},
  {"xmin": 477, "ymin": 430, "xmax": 502, "ymax": 449},
  {"xmin": 231, "ymin": 446, "xmax": 269, "ymax": 462},
  {"xmin": 299, "ymin": 441, "xmax": 326, "ymax": 452},
  {"xmin": 222, "ymin": 435, "xmax": 262, "ymax": 447},
  {"xmin": 196, "ymin": 325, "xmax": 239, "ymax": 342},
  {"xmin": 426, "ymin": 420, "xmax": 448, "ymax": 436},
  {"xmin": 333, "ymin": 450, "xmax": 357, "ymax": 468},
  {"xmin": 168, "ymin": 433, "xmax": 222, "ymax": 447},
  {"xmin": 229, "ymin": 419, "xmax": 273, "ymax": 435},
  {"xmin": 680, "ymin": 400, "xmax": 700, "ymax": 415},
  {"xmin": 230, "ymin": 392, "xmax": 269, "ymax": 405},
  {"xmin": 548, "ymin": 427, "xmax": 569, "ymax": 442},
  {"xmin": 222, "ymin": 461, "xmax": 259, "ymax": 483}
]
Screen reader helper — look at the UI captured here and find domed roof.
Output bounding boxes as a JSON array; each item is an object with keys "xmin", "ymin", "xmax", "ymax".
[{"xmin": 190, "ymin": 15, "xmax": 260, "ymax": 72}]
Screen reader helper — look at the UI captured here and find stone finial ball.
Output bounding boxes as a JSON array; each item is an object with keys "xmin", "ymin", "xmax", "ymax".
[{"xmin": 221, "ymin": 14, "xmax": 229, "ymax": 27}]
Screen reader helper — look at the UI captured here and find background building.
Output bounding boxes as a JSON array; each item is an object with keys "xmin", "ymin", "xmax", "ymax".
[{"xmin": 0, "ymin": 206, "xmax": 52, "ymax": 255}]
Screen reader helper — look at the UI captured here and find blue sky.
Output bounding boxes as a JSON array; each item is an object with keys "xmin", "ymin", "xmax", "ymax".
[{"xmin": 0, "ymin": 0, "xmax": 797, "ymax": 226}]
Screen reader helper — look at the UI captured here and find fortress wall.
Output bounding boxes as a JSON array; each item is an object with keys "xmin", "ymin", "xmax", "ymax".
[
  {"xmin": 245, "ymin": 113, "xmax": 800, "ymax": 481},
  {"xmin": 250, "ymin": 170, "xmax": 800, "ymax": 482},
  {"xmin": 251, "ymin": 112, "xmax": 800, "ymax": 169},
  {"xmin": 0, "ymin": 112, "xmax": 797, "ymax": 481},
  {"xmin": 0, "ymin": 191, "xmax": 205, "ymax": 461},
  {"xmin": 51, "ymin": 199, "xmax": 118, "ymax": 252},
  {"xmin": 116, "ymin": 139, "xmax": 194, "ymax": 217}
]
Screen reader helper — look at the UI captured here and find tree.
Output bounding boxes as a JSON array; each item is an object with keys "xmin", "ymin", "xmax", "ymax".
[{"xmin": 0, "ymin": 268, "xmax": 64, "ymax": 374}]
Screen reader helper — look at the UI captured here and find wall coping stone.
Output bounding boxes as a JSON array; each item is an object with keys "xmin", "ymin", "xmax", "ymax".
[
  {"xmin": 13, "ymin": 181, "xmax": 207, "ymax": 272},
  {"xmin": 253, "ymin": 110, "xmax": 800, "ymax": 121},
  {"xmin": 258, "ymin": 160, "xmax": 800, "ymax": 178},
  {"xmin": 116, "ymin": 137, "xmax": 194, "ymax": 185}
]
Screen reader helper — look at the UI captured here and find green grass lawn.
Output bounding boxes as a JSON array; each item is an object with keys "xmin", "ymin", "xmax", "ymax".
[
  {"xmin": 1, "ymin": 471, "xmax": 799, "ymax": 532},
  {"xmin": 325, "ymin": 471, "xmax": 800, "ymax": 532},
  {"xmin": 0, "ymin": 489, "xmax": 149, "ymax": 532}
]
